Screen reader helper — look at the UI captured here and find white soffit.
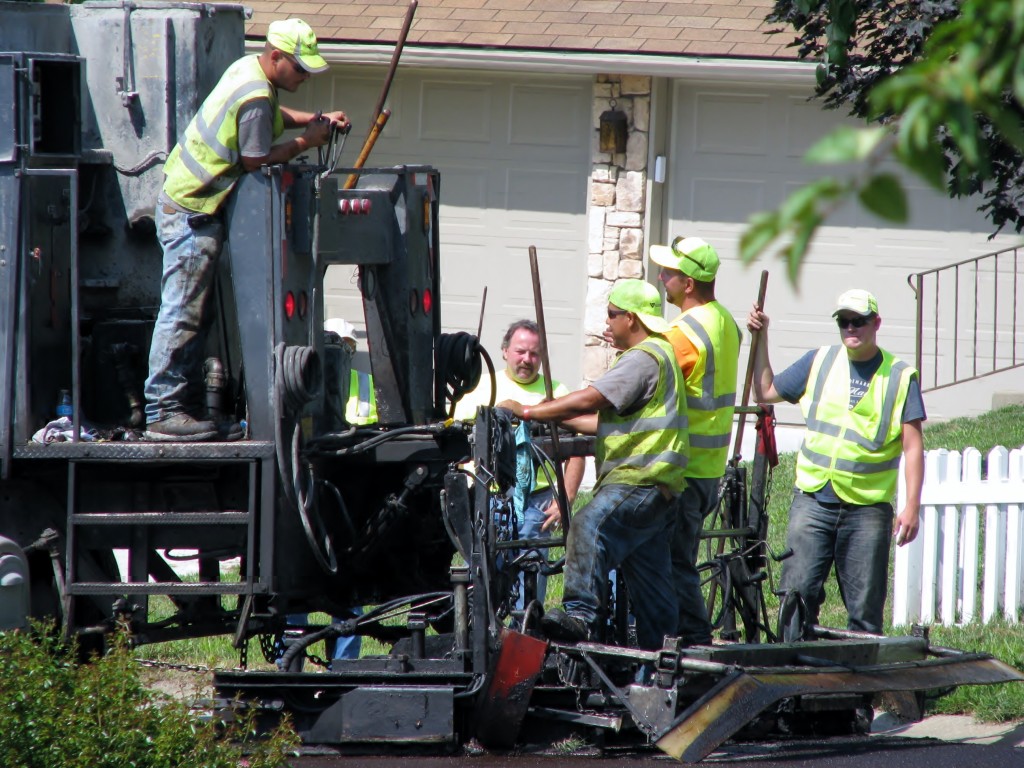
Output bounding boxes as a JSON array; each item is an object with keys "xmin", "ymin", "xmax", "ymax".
[{"xmin": 245, "ymin": 40, "xmax": 816, "ymax": 84}]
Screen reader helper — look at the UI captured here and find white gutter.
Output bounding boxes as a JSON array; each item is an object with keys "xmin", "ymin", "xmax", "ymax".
[{"xmin": 245, "ymin": 40, "xmax": 816, "ymax": 84}]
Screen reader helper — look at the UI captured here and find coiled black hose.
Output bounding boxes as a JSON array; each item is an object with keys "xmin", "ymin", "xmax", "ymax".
[
  {"xmin": 276, "ymin": 343, "xmax": 321, "ymax": 415},
  {"xmin": 436, "ymin": 332, "xmax": 495, "ymax": 417},
  {"xmin": 274, "ymin": 343, "xmax": 337, "ymax": 574}
]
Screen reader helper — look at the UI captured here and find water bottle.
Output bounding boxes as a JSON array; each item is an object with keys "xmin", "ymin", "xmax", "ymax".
[{"xmin": 56, "ymin": 389, "xmax": 73, "ymax": 419}]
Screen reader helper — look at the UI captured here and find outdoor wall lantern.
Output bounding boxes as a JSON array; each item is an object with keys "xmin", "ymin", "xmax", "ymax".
[{"xmin": 599, "ymin": 99, "xmax": 628, "ymax": 153}]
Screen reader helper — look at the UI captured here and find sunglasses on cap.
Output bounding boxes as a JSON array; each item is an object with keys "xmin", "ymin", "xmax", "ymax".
[
  {"xmin": 670, "ymin": 235, "xmax": 708, "ymax": 272},
  {"xmin": 836, "ymin": 314, "xmax": 875, "ymax": 330}
]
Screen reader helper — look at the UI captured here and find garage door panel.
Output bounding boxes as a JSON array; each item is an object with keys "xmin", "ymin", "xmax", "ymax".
[
  {"xmin": 419, "ymin": 80, "xmax": 493, "ymax": 142},
  {"xmin": 691, "ymin": 92, "xmax": 771, "ymax": 155},
  {"xmin": 690, "ymin": 177, "xmax": 766, "ymax": 220},
  {"xmin": 783, "ymin": 96, "xmax": 847, "ymax": 157},
  {"xmin": 331, "ymin": 74, "xmax": 404, "ymax": 139},
  {"xmin": 431, "ymin": 163, "xmax": 494, "ymax": 211},
  {"xmin": 509, "ymin": 83, "xmax": 589, "ymax": 147},
  {"xmin": 507, "ymin": 167, "xmax": 586, "ymax": 225}
]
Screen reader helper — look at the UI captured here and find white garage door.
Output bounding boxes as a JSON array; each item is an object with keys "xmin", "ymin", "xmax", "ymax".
[
  {"xmin": 666, "ymin": 80, "xmax": 1017, "ymax": 422},
  {"xmin": 286, "ymin": 66, "xmax": 592, "ymax": 391}
]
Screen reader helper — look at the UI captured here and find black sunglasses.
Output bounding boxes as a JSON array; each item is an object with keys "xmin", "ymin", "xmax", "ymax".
[
  {"xmin": 607, "ymin": 308, "xmax": 630, "ymax": 319},
  {"xmin": 836, "ymin": 314, "xmax": 874, "ymax": 330}
]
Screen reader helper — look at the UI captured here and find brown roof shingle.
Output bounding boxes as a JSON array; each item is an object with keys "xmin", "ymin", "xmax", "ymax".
[{"xmin": 243, "ymin": 0, "xmax": 794, "ymax": 59}]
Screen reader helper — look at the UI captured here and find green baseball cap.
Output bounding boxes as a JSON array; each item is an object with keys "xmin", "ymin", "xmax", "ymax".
[
  {"xmin": 649, "ymin": 236, "xmax": 720, "ymax": 282},
  {"xmin": 609, "ymin": 279, "xmax": 670, "ymax": 334},
  {"xmin": 832, "ymin": 288, "xmax": 879, "ymax": 317},
  {"xmin": 267, "ymin": 19, "xmax": 328, "ymax": 74}
]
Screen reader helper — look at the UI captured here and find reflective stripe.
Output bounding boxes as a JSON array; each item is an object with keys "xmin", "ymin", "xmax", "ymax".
[
  {"xmin": 356, "ymin": 370, "xmax": 371, "ymax": 418},
  {"xmin": 689, "ymin": 432, "xmax": 731, "ymax": 449},
  {"xmin": 601, "ymin": 449, "xmax": 690, "ymax": 473},
  {"xmin": 800, "ymin": 444, "xmax": 902, "ymax": 474},
  {"xmin": 598, "ymin": 412, "xmax": 682, "ymax": 437},
  {"xmin": 687, "ymin": 392, "xmax": 736, "ymax": 411},
  {"xmin": 177, "ymin": 145, "xmax": 219, "ymax": 187}
]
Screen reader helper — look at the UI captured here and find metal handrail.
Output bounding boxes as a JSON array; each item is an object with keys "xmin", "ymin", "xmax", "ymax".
[{"xmin": 908, "ymin": 243, "xmax": 1021, "ymax": 392}]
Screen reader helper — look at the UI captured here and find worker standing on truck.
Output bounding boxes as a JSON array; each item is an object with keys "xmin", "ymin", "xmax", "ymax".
[
  {"xmin": 144, "ymin": 18, "xmax": 349, "ymax": 441},
  {"xmin": 747, "ymin": 289, "xmax": 925, "ymax": 639},
  {"xmin": 650, "ymin": 236, "xmax": 741, "ymax": 647},
  {"xmin": 500, "ymin": 280, "xmax": 687, "ymax": 650},
  {"xmin": 455, "ymin": 319, "xmax": 586, "ymax": 609}
]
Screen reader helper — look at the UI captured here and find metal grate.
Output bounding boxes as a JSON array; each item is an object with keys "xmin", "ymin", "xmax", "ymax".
[{"xmin": 909, "ymin": 244, "xmax": 1023, "ymax": 392}]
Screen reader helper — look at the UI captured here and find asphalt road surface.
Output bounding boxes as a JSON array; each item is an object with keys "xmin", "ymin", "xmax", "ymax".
[{"xmin": 287, "ymin": 733, "xmax": 1024, "ymax": 767}]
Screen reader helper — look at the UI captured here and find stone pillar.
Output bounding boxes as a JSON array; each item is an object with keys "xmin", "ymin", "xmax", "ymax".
[{"xmin": 585, "ymin": 74, "xmax": 652, "ymax": 382}]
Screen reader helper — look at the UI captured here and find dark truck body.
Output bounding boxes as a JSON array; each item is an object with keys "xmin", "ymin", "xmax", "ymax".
[{"xmin": 0, "ymin": 2, "xmax": 1018, "ymax": 759}]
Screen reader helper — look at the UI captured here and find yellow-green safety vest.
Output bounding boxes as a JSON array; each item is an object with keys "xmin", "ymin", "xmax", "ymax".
[
  {"xmin": 795, "ymin": 345, "xmax": 916, "ymax": 505},
  {"xmin": 163, "ymin": 55, "xmax": 285, "ymax": 214},
  {"xmin": 672, "ymin": 301, "xmax": 740, "ymax": 478},
  {"xmin": 346, "ymin": 369, "xmax": 377, "ymax": 426},
  {"xmin": 596, "ymin": 336, "xmax": 689, "ymax": 494}
]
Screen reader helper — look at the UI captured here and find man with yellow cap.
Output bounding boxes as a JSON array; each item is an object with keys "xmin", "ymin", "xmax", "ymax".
[
  {"xmin": 499, "ymin": 279, "xmax": 688, "ymax": 649},
  {"xmin": 747, "ymin": 289, "xmax": 925, "ymax": 639},
  {"xmin": 145, "ymin": 19, "xmax": 349, "ymax": 441},
  {"xmin": 650, "ymin": 235, "xmax": 741, "ymax": 647}
]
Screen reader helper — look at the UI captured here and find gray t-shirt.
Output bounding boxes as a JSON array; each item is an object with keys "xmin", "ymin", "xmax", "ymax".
[
  {"xmin": 591, "ymin": 346, "xmax": 662, "ymax": 416},
  {"xmin": 237, "ymin": 99, "xmax": 273, "ymax": 158}
]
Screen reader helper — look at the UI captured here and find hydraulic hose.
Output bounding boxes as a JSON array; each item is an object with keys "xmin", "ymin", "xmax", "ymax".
[{"xmin": 436, "ymin": 332, "xmax": 495, "ymax": 418}]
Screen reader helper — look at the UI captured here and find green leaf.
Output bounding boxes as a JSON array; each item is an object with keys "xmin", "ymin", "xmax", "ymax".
[
  {"xmin": 858, "ymin": 173, "xmax": 909, "ymax": 222},
  {"xmin": 784, "ymin": 213, "xmax": 821, "ymax": 284},
  {"xmin": 898, "ymin": 143, "xmax": 948, "ymax": 192},
  {"xmin": 739, "ymin": 212, "xmax": 781, "ymax": 263},
  {"xmin": 805, "ymin": 126, "xmax": 887, "ymax": 165}
]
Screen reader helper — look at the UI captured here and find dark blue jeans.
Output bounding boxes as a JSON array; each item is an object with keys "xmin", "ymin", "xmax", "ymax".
[
  {"xmin": 781, "ymin": 490, "xmax": 893, "ymax": 639},
  {"xmin": 562, "ymin": 483, "xmax": 678, "ymax": 650},
  {"xmin": 144, "ymin": 205, "xmax": 224, "ymax": 423},
  {"xmin": 670, "ymin": 477, "xmax": 718, "ymax": 645},
  {"xmin": 514, "ymin": 488, "xmax": 555, "ymax": 610}
]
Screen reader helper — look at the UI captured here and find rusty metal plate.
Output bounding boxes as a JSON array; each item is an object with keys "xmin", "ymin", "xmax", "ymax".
[
  {"xmin": 657, "ymin": 655, "xmax": 1024, "ymax": 763},
  {"xmin": 475, "ymin": 629, "xmax": 548, "ymax": 749}
]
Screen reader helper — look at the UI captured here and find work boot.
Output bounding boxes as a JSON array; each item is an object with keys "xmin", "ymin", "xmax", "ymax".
[
  {"xmin": 144, "ymin": 413, "xmax": 217, "ymax": 442},
  {"xmin": 541, "ymin": 607, "xmax": 591, "ymax": 643},
  {"xmin": 216, "ymin": 419, "xmax": 244, "ymax": 442}
]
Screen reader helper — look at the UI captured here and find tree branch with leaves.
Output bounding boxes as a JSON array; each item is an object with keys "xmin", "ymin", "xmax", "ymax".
[{"xmin": 745, "ymin": 0, "xmax": 1024, "ymax": 276}]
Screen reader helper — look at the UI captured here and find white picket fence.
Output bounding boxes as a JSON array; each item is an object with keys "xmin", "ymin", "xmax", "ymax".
[{"xmin": 893, "ymin": 445, "xmax": 1024, "ymax": 627}]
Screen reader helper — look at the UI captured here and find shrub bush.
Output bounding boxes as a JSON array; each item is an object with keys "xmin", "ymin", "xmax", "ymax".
[{"xmin": 0, "ymin": 625, "xmax": 298, "ymax": 768}]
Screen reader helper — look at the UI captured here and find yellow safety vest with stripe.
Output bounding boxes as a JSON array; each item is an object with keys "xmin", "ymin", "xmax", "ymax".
[
  {"xmin": 596, "ymin": 336, "xmax": 689, "ymax": 494},
  {"xmin": 163, "ymin": 55, "xmax": 285, "ymax": 214},
  {"xmin": 346, "ymin": 369, "xmax": 377, "ymax": 426},
  {"xmin": 672, "ymin": 301, "xmax": 741, "ymax": 478},
  {"xmin": 795, "ymin": 345, "xmax": 916, "ymax": 505}
]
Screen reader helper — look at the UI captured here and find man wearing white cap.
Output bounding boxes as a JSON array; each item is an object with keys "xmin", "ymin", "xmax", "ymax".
[
  {"xmin": 499, "ymin": 279, "xmax": 688, "ymax": 649},
  {"xmin": 747, "ymin": 289, "xmax": 925, "ymax": 639},
  {"xmin": 145, "ymin": 19, "xmax": 349, "ymax": 441},
  {"xmin": 650, "ymin": 236, "xmax": 741, "ymax": 646},
  {"xmin": 325, "ymin": 319, "xmax": 377, "ymax": 425}
]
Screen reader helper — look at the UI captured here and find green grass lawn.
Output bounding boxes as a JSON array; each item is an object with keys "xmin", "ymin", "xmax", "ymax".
[{"xmin": 139, "ymin": 405, "xmax": 1024, "ymax": 719}]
